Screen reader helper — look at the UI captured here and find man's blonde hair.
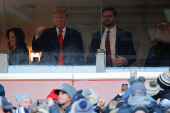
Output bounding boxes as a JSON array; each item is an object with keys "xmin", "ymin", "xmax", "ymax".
[
  {"xmin": 53, "ymin": 7, "xmax": 68, "ymax": 17},
  {"xmin": 154, "ymin": 22, "xmax": 170, "ymax": 43}
]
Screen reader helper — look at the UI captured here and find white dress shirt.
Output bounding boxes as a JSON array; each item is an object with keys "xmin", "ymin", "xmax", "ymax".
[
  {"xmin": 56, "ymin": 26, "xmax": 66, "ymax": 39},
  {"xmin": 100, "ymin": 25, "xmax": 117, "ymax": 60}
]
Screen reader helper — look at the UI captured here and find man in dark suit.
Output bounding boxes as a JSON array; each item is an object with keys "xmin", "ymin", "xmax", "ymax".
[
  {"xmin": 86, "ymin": 7, "xmax": 136, "ymax": 67},
  {"xmin": 32, "ymin": 8, "xmax": 84, "ymax": 65}
]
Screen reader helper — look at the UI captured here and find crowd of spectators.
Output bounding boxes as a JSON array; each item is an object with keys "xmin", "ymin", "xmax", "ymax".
[{"xmin": 0, "ymin": 69, "xmax": 170, "ymax": 113}]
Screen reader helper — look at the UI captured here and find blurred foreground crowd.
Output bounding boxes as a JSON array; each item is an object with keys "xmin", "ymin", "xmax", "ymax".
[{"xmin": 1, "ymin": 70, "xmax": 170, "ymax": 113}]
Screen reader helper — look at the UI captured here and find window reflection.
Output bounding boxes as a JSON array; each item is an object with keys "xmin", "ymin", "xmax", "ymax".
[{"xmin": 0, "ymin": 0, "xmax": 170, "ymax": 69}]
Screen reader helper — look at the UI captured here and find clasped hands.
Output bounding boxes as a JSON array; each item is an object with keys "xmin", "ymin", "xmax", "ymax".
[{"xmin": 113, "ymin": 55, "xmax": 128, "ymax": 66}]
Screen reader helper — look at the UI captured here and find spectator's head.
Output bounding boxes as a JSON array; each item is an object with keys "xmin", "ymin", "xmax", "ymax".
[
  {"xmin": 102, "ymin": 7, "xmax": 117, "ymax": 29},
  {"xmin": 109, "ymin": 100, "xmax": 119, "ymax": 113},
  {"xmin": 166, "ymin": 109, "xmax": 170, "ymax": 113},
  {"xmin": 71, "ymin": 90, "xmax": 85, "ymax": 104},
  {"xmin": 82, "ymin": 88, "xmax": 98, "ymax": 105},
  {"xmin": 0, "ymin": 85, "xmax": 5, "ymax": 97},
  {"xmin": 153, "ymin": 22, "xmax": 170, "ymax": 43},
  {"xmin": 160, "ymin": 99, "xmax": 170, "ymax": 111},
  {"xmin": 0, "ymin": 96, "xmax": 16, "ymax": 113},
  {"xmin": 14, "ymin": 93, "xmax": 32, "ymax": 108},
  {"xmin": 157, "ymin": 69, "xmax": 170, "ymax": 90},
  {"xmin": 52, "ymin": 8, "xmax": 68, "ymax": 29},
  {"xmin": 137, "ymin": 76, "xmax": 145, "ymax": 83},
  {"xmin": 145, "ymin": 80, "xmax": 160, "ymax": 96},
  {"xmin": 47, "ymin": 89, "xmax": 58, "ymax": 100},
  {"xmin": 131, "ymin": 82, "xmax": 146, "ymax": 97},
  {"xmin": 55, "ymin": 83, "xmax": 76, "ymax": 106},
  {"xmin": 69, "ymin": 101, "xmax": 77, "ymax": 113},
  {"xmin": 6, "ymin": 28, "xmax": 26, "ymax": 50},
  {"xmin": 74, "ymin": 98, "xmax": 95, "ymax": 113},
  {"xmin": 130, "ymin": 105, "xmax": 148, "ymax": 113}
]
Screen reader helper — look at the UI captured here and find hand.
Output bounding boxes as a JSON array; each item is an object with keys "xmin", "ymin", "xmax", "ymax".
[
  {"xmin": 119, "ymin": 92, "xmax": 125, "ymax": 96},
  {"xmin": 98, "ymin": 98, "xmax": 106, "ymax": 109},
  {"xmin": 113, "ymin": 55, "xmax": 128, "ymax": 66},
  {"xmin": 47, "ymin": 98, "xmax": 54, "ymax": 107},
  {"xmin": 36, "ymin": 26, "xmax": 45, "ymax": 37}
]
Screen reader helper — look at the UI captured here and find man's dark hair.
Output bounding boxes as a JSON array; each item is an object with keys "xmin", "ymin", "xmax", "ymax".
[{"xmin": 102, "ymin": 7, "xmax": 117, "ymax": 17}]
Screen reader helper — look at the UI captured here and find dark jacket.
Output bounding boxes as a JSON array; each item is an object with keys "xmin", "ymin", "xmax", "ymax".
[
  {"xmin": 101, "ymin": 94, "xmax": 122, "ymax": 113},
  {"xmin": 86, "ymin": 28, "xmax": 136, "ymax": 67},
  {"xmin": 117, "ymin": 96, "xmax": 162, "ymax": 113},
  {"xmin": 55, "ymin": 103, "xmax": 65, "ymax": 113},
  {"xmin": 9, "ymin": 46, "xmax": 29, "ymax": 65},
  {"xmin": 32, "ymin": 26, "xmax": 84, "ymax": 65},
  {"xmin": 145, "ymin": 41, "xmax": 170, "ymax": 67},
  {"xmin": 159, "ymin": 90, "xmax": 170, "ymax": 101},
  {"xmin": 0, "ymin": 84, "xmax": 5, "ymax": 96},
  {"xmin": 28, "ymin": 102, "xmax": 60, "ymax": 113},
  {"xmin": 150, "ymin": 90, "xmax": 170, "ymax": 101},
  {"xmin": 118, "ymin": 103, "xmax": 161, "ymax": 113},
  {"xmin": 55, "ymin": 102, "xmax": 71, "ymax": 113},
  {"xmin": 49, "ymin": 105, "xmax": 60, "ymax": 113}
]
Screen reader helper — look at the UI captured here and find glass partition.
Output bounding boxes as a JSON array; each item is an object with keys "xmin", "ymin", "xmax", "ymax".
[
  {"xmin": 0, "ymin": 0, "xmax": 5, "ymax": 51},
  {"xmin": 4, "ymin": 0, "xmax": 102, "ymax": 66},
  {"xmin": 1, "ymin": 0, "xmax": 170, "ymax": 72},
  {"xmin": 102, "ymin": 0, "xmax": 170, "ymax": 67}
]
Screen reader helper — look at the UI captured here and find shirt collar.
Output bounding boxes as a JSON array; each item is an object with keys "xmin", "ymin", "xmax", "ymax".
[
  {"xmin": 56, "ymin": 26, "xmax": 66, "ymax": 33},
  {"xmin": 105, "ymin": 25, "xmax": 117, "ymax": 33}
]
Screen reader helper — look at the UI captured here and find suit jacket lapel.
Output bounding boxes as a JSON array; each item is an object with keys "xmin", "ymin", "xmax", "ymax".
[
  {"xmin": 115, "ymin": 27, "xmax": 121, "ymax": 56},
  {"xmin": 98, "ymin": 29, "xmax": 105, "ymax": 45},
  {"xmin": 62, "ymin": 27, "xmax": 70, "ymax": 47},
  {"xmin": 51, "ymin": 26, "xmax": 60, "ymax": 49},
  {"xmin": 52, "ymin": 26, "xmax": 58, "ymax": 37}
]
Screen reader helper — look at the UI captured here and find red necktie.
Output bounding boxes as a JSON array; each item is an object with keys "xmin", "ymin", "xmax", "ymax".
[
  {"xmin": 58, "ymin": 29, "xmax": 63, "ymax": 65},
  {"xmin": 105, "ymin": 31, "xmax": 113, "ymax": 67}
]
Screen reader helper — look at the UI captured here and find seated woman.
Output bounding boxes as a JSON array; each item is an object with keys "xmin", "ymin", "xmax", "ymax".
[
  {"xmin": 7, "ymin": 28, "xmax": 29, "ymax": 65},
  {"xmin": 145, "ymin": 22, "xmax": 170, "ymax": 67}
]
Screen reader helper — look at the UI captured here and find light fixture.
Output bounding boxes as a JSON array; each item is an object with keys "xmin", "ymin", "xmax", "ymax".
[
  {"xmin": 16, "ymin": 4, "xmax": 36, "ymax": 10},
  {"xmin": 31, "ymin": 51, "xmax": 41, "ymax": 62}
]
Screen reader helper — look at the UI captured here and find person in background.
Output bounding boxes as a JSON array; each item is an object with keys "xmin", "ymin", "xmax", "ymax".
[
  {"xmin": 28, "ymin": 98, "xmax": 60, "ymax": 113},
  {"xmin": 0, "ymin": 96, "xmax": 16, "ymax": 113},
  {"xmin": 98, "ymin": 76, "xmax": 145, "ymax": 113},
  {"xmin": 86, "ymin": 7, "xmax": 136, "ymax": 67},
  {"xmin": 145, "ymin": 80, "xmax": 160, "ymax": 100},
  {"xmin": 54, "ymin": 83, "xmax": 76, "ymax": 113},
  {"xmin": 13, "ymin": 107, "xmax": 28, "ymax": 113},
  {"xmin": 82, "ymin": 88, "xmax": 100, "ymax": 113},
  {"xmin": 32, "ymin": 8, "xmax": 84, "ymax": 65},
  {"xmin": 6, "ymin": 28, "xmax": 29, "ymax": 65},
  {"xmin": 145, "ymin": 22, "xmax": 170, "ymax": 67},
  {"xmin": 0, "ymin": 84, "xmax": 5, "ymax": 97},
  {"xmin": 47, "ymin": 89, "xmax": 58, "ymax": 100},
  {"xmin": 14, "ymin": 93, "xmax": 32, "ymax": 108},
  {"xmin": 69, "ymin": 98, "xmax": 96, "ymax": 113},
  {"xmin": 117, "ymin": 82, "xmax": 162, "ymax": 113},
  {"xmin": 157, "ymin": 69, "xmax": 170, "ymax": 112}
]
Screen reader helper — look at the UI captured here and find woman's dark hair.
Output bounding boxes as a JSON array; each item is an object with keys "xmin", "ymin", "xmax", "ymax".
[{"xmin": 6, "ymin": 27, "xmax": 27, "ymax": 50}]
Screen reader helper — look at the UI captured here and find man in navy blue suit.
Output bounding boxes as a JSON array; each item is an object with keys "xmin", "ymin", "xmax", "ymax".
[
  {"xmin": 32, "ymin": 8, "xmax": 84, "ymax": 65},
  {"xmin": 86, "ymin": 7, "xmax": 136, "ymax": 67}
]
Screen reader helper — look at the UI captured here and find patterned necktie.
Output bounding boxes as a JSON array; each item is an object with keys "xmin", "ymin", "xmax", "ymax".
[
  {"xmin": 105, "ymin": 31, "xmax": 113, "ymax": 67},
  {"xmin": 58, "ymin": 29, "xmax": 63, "ymax": 65}
]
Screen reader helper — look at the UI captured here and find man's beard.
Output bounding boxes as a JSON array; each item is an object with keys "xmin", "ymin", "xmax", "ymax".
[{"xmin": 103, "ymin": 21, "xmax": 115, "ymax": 27}]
